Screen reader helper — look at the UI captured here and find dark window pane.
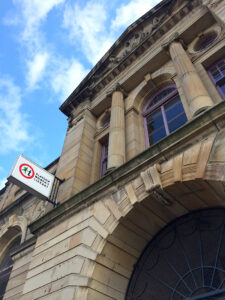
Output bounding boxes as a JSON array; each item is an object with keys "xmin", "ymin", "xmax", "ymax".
[
  {"xmin": 145, "ymin": 88, "xmax": 187, "ymax": 146},
  {"xmin": 149, "ymin": 127, "xmax": 167, "ymax": 144},
  {"xmin": 219, "ymin": 82, "xmax": 225, "ymax": 98},
  {"xmin": 218, "ymin": 60, "xmax": 225, "ymax": 74},
  {"xmin": 168, "ymin": 113, "xmax": 187, "ymax": 133},
  {"xmin": 209, "ymin": 66, "xmax": 222, "ymax": 81},
  {"xmin": 100, "ymin": 142, "xmax": 108, "ymax": 177},
  {"xmin": 164, "ymin": 96, "xmax": 185, "ymax": 122},
  {"xmin": 146, "ymin": 108, "xmax": 161, "ymax": 120},
  {"xmin": 146, "ymin": 108, "xmax": 164, "ymax": 130}
]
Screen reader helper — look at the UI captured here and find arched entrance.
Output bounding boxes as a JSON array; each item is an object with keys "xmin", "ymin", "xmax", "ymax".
[
  {"xmin": 0, "ymin": 236, "xmax": 21, "ymax": 299},
  {"xmin": 125, "ymin": 208, "xmax": 225, "ymax": 300}
]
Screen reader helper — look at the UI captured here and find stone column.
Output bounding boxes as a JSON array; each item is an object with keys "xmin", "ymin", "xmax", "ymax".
[
  {"xmin": 169, "ymin": 41, "xmax": 214, "ymax": 116},
  {"xmin": 108, "ymin": 89, "xmax": 126, "ymax": 169}
]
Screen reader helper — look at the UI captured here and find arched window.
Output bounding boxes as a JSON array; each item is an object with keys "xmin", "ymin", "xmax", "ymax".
[
  {"xmin": 208, "ymin": 57, "xmax": 225, "ymax": 99},
  {"xmin": 143, "ymin": 86, "xmax": 187, "ymax": 146},
  {"xmin": 0, "ymin": 236, "xmax": 21, "ymax": 300}
]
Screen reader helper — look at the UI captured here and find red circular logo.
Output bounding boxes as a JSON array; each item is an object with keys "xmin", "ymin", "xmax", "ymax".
[{"xmin": 19, "ymin": 163, "xmax": 35, "ymax": 179}]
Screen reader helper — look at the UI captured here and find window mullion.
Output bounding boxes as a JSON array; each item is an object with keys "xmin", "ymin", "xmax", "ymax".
[{"xmin": 161, "ymin": 106, "xmax": 169, "ymax": 135}]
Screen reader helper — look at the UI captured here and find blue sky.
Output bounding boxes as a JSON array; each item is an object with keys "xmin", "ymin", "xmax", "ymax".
[{"xmin": 0, "ymin": 0, "xmax": 160, "ymax": 189}]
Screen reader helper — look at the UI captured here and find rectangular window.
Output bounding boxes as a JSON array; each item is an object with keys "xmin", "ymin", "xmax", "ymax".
[
  {"xmin": 208, "ymin": 57, "xmax": 225, "ymax": 99},
  {"xmin": 100, "ymin": 142, "xmax": 108, "ymax": 177}
]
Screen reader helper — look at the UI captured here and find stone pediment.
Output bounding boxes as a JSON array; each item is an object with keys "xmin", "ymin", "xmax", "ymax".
[{"xmin": 60, "ymin": 0, "xmax": 198, "ymax": 117}]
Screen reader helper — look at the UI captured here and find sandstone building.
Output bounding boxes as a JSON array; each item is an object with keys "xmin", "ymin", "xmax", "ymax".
[{"xmin": 0, "ymin": 0, "xmax": 225, "ymax": 299}]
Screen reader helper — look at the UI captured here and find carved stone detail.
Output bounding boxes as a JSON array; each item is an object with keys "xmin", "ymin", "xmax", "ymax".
[
  {"xmin": 0, "ymin": 215, "xmax": 28, "ymax": 243},
  {"xmin": 202, "ymin": 0, "xmax": 224, "ymax": 9},
  {"xmin": 140, "ymin": 164, "xmax": 161, "ymax": 193},
  {"xmin": 25, "ymin": 200, "xmax": 48, "ymax": 224}
]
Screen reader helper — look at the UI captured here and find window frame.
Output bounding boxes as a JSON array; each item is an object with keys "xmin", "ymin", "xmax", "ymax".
[
  {"xmin": 208, "ymin": 56, "xmax": 225, "ymax": 100},
  {"xmin": 143, "ymin": 85, "xmax": 186, "ymax": 147},
  {"xmin": 100, "ymin": 140, "xmax": 108, "ymax": 177}
]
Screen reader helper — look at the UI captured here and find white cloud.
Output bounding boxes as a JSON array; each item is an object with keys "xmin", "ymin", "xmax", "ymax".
[
  {"xmin": 50, "ymin": 58, "xmax": 89, "ymax": 103},
  {"xmin": 111, "ymin": 0, "xmax": 159, "ymax": 30},
  {"xmin": 63, "ymin": 1, "xmax": 114, "ymax": 65},
  {"xmin": 16, "ymin": 0, "xmax": 65, "ymax": 45},
  {"xmin": 0, "ymin": 77, "xmax": 31, "ymax": 153},
  {"xmin": 6, "ymin": 0, "xmax": 66, "ymax": 91},
  {"xmin": 26, "ymin": 52, "xmax": 49, "ymax": 89}
]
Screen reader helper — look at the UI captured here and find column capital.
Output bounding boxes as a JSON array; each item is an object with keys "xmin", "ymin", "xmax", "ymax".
[
  {"xmin": 107, "ymin": 83, "xmax": 128, "ymax": 98},
  {"xmin": 113, "ymin": 83, "xmax": 128, "ymax": 96},
  {"xmin": 162, "ymin": 32, "xmax": 187, "ymax": 53}
]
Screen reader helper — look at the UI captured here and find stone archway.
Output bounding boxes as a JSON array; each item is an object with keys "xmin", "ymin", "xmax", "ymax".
[
  {"xmin": 21, "ymin": 130, "xmax": 225, "ymax": 300},
  {"xmin": 82, "ymin": 133, "xmax": 225, "ymax": 300}
]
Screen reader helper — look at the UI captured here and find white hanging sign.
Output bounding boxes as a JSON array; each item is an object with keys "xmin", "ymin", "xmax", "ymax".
[{"xmin": 8, "ymin": 155, "xmax": 55, "ymax": 200}]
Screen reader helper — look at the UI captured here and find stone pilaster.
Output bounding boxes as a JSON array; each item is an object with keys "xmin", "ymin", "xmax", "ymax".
[
  {"xmin": 169, "ymin": 41, "xmax": 214, "ymax": 116},
  {"xmin": 56, "ymin": 108, "xmax": 96, "ymax": 202},
  {"xmin": 108, "ymin": 89, "xmax": 126, "ymax": 169}
]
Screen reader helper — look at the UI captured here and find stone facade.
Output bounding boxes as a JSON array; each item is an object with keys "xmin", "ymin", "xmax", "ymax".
[{"xmin": 0, "ymin": 0, "xmax": 225, "ymax": 299}]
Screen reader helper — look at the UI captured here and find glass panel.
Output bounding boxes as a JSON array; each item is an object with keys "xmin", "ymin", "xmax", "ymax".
[
  {"xmin": 218, "ymin": 60, "xmax": 225, "ymax": 74},
  {"xmin": 147, "ymin": 108, "xmax": 167, "ymax": 143},
  {"xmin": 219, "ymin": 82, "xmax": 225, "ymax": 99},
  {"xmin": 146, "ymin": 109, "xmax": 164, "ymax": 130},
  {"xmin": 125, "ymin": 208, "xmax": 225, "ymax": 300},
  {"xmin": 164, "ymin": 95, "xmax": 184, "ymax": 122},
  {"xmin": 100, "ymin": 142, "xmax": 108, "ymax": 177},
  {"xmin": 145, "ymin": 90, "xmax": 188, "ymax": 145},
  {"xmin": 149, "ymin": 127, "xmax": 167, "ymax": 144},
  {"xmin": 168, "ymin": 113, "xmax": 187, "ymax": 133},
  {"xmin": 209, "ymin": 66, "xmax": 222, "ymax": 81}
]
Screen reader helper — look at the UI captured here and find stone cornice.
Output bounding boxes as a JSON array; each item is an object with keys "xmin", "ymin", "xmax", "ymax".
[
  {"xmin": 60, "ymin": 0, "xmax": 200, "ymax": 117},
  {"xmin": 11, "ymin": 236, "xmax": 36, "ymax": 258},
  {"xmin": 30, "ymin": 101, "xmax": 225, "ymax": 235}
]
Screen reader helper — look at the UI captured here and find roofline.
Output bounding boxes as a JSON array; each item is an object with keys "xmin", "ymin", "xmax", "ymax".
[{"xmin": 59, "ymin": 0, "xmax": 174, "ymax": 116}]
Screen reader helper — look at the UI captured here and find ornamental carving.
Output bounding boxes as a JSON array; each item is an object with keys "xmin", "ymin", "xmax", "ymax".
[
  {"xmin": 203, "ymin": 0, "xmax": 224, "ymax": 9},
  {"xmin": 99, "ymin": 13, "xmax": 166, "ymax": 78},
  {"xmin": 25, "ymin": 200, "xmax": 48, "ymax": 224},
  {"xmin": 0, "ymin": 215, "xmax": 27, "ymax": 243},
  {"xmin": 117, "ymin": 14, "xmax": 165, "ymax": 61},
  {"xmin": 140, "ymin": 164, "xmax": 162, "ymax": 193}
]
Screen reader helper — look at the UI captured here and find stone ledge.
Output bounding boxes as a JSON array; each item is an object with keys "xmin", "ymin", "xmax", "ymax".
[{"xmin": 11, "ymin": 236, "xmax": 36, "ymax": 258}]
